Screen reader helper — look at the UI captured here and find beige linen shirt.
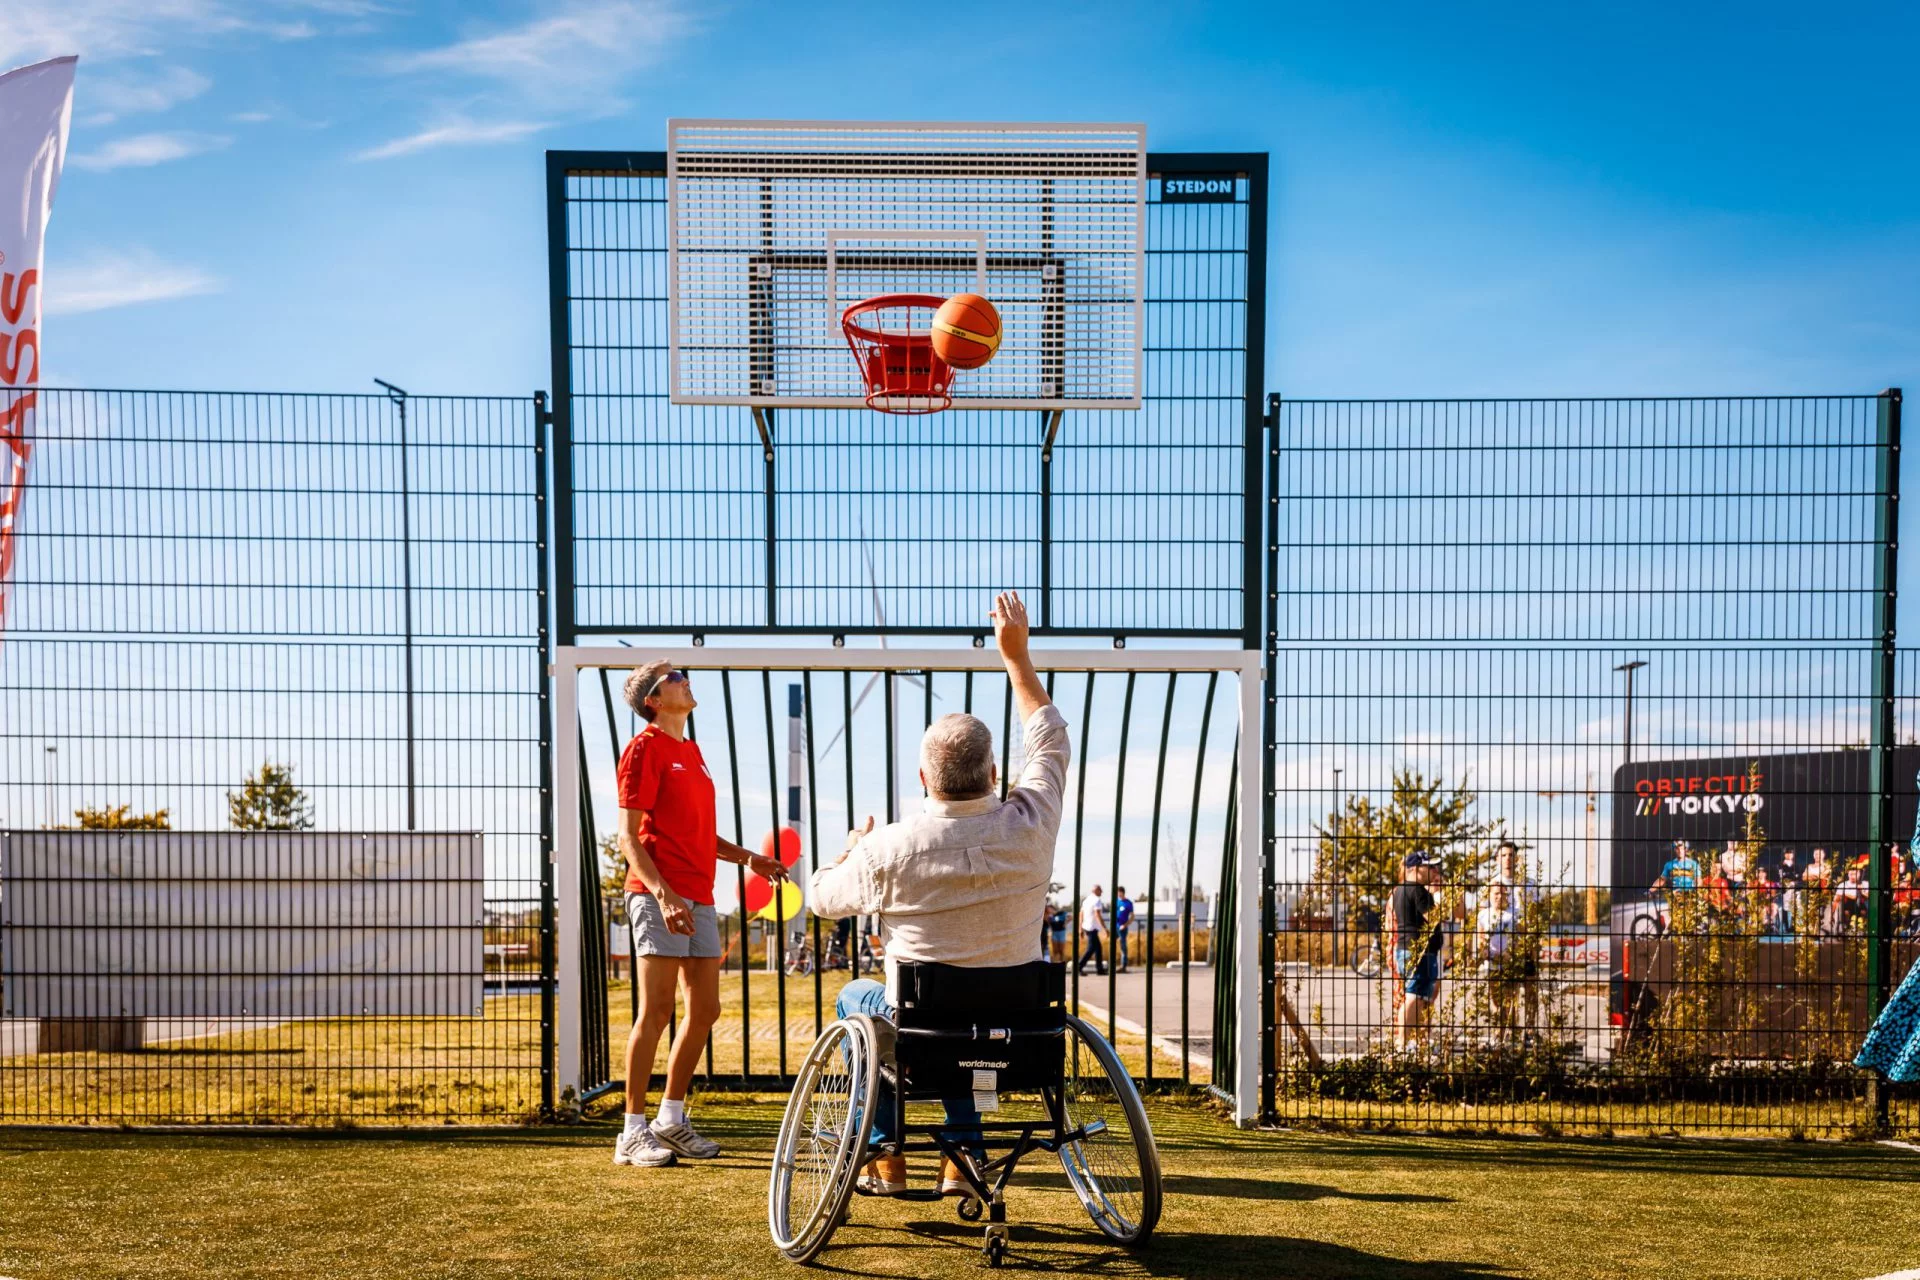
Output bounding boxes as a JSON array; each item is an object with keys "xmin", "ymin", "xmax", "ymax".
[{"xmin": 810, "ymin": 703, "xmax": 1070, "ymax": 1002}]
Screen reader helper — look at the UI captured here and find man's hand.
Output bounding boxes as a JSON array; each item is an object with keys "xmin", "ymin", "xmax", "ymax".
[
  {"xmin": 748, "ymin": 852, "xmax": 789, "ymax": 883},
  {"xmin": 991, "ymin": 590, "xmax": 1049, "ymax": 721},
  {"xmin": 990, "ymin": 590, "xmax": 1030, "ymax": 663},
  {"xmin": 657, "ymin": 887, "xmax": 696, "ymax": 936},
  {"xmin": 834, "ymin": 815, "xmax": 876, "ymax": 866}
]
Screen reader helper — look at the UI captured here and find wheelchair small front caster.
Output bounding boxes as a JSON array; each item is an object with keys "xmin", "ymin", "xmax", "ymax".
[
  {"xmin": 957, "ymin": 1196, "xmax": 983, "ymax": 1222},
  {"xmin": 982, "ymin": 1224, "xmax": 1009, "ymax": 1268}
]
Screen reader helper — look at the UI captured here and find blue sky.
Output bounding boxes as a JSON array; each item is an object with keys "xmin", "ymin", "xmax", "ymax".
[
  {"xmin": 7, "ymin": 2, "xmax": 1920, "ymax": 887},
  {"xmin": 13, "ymin": 0, "xmax": 1915, "ymax": 403}
]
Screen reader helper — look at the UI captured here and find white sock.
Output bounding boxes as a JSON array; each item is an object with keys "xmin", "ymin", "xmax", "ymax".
[
  {"xmin": 623, "ymin": 1111, "xmax": 649, "ymax": 1136},
  {"xmin": 657, "ymin": 1098, "xmax": 687, "ymax": 1127}
]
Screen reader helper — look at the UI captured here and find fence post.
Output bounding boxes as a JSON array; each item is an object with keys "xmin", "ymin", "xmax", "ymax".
[
  {"xmin": 1260, "ymin": 392, "xmax": 1280, "ymax": 1125},
  {"xmin": 1866, "ymin": 387, "xmax": 1901, "ymax": 1135},
  {"xmin": 535, "ymin": 391, "xmax": 556, "ymax": 1119}
]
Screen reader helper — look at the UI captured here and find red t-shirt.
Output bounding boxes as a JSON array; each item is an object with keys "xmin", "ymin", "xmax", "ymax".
[{"xmin": 617, "ymin": 725, "xmax": 719, "ymax": 905}]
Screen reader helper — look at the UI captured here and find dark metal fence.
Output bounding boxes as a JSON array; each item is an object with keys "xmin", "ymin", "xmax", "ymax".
[
  {"xmin": 545, "ymin": 151, "xmax": 1266, "ymax": 644},
  {"xmin": 1262, "ymin": 393, "xmax": 1917, "ymax": 1137},
  {"xmin": 568, "ymin": 657, "xmax": 1246, "ymax": 1102},
  {"xmin": 0, "ymin": 389, "xmax": 550, "ymax": 1123},
  {"xmin": 3, "ymin": 377, "xmax": 1913, "ymax": 1140}
]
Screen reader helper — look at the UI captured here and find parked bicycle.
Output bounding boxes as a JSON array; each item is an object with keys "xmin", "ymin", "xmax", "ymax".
[{"xmin": 784, "ymin": 929, "xmax": 815, "ymax": 976}]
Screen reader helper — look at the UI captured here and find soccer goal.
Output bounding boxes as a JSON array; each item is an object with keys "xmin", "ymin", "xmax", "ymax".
[{"xmin": 551, "ymin": 644, "xmax": 1265, "ymax": 1124}]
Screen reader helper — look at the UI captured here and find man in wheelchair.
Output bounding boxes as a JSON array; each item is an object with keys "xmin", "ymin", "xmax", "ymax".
[{"xmin": 775, "ymin": 591, "xmax": 1161, "ymax": 1266}]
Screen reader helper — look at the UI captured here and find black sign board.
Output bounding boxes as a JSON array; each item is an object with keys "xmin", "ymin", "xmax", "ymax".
[
  {"xmin": 1610, "ymin": 747, "xmax": 1920, "ymax": 904},
  {"xmin": 1159, "ymin": 174, "xmax": 1238, "ymax": 203}
]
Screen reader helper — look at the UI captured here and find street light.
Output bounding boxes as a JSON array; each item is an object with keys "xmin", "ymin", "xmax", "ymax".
[
  {"xmin": 1612, "ymin": 660, "xmax": 1649, "ymax": 935},
  {"xmin": 43, "ymin": 744, "xmax": 56, "ymax": 827},
  {"xmin": 1614, "ymin": 659, "xmax": 1648, "ymax": 766}
]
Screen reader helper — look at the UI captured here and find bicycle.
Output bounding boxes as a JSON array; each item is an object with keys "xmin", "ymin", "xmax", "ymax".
[
  {"xmin": 1349, "ymin": 929, "xmax": 1384, "ymax": 978},
  {"xmin": 1628, "ymin": 892, "xmax": 1671, "ymax": 940},
  {"xmin": 783, "ymin": 930, "xmax": 815, "ymax": 976}
]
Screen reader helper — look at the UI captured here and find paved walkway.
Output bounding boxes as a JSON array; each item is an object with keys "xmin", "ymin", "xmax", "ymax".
[{"xmin": 1068, "ymin": 964, "xmax": 1217, "ymax": 1072}]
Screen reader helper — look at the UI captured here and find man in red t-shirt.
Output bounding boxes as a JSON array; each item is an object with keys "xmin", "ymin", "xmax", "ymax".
[{"xmin": 612, "ymin": 659, "xmax": 787, "ymax": 1169}]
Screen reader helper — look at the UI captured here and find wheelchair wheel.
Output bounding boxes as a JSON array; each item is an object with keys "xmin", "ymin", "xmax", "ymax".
[
  {"xmin": 1057, "ymin": 1014, "xmax": 1162, "ymax": 1246},
  {"xmin": 768, "ymin": 1016, "xmax": 878, "ymax": 1263}
]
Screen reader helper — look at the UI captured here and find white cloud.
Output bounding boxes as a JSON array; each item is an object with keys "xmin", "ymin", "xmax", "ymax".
[
  {"xmin": 382, "ymin": 0, "xmax": 690, "ymax": 109},
  {"xmin": 0, "ymin": 1, "xmax": 346, "ymax": 66},
  {"xmin": 82, "ymin": 65, "xmax": 211, "ymax": 124},
  {"xmin": 231, "ymin": 109, "xmax": 273, "ymax": 123},
  {"xmin": 354, "ymin": 117, "xmax": 546, "ymax": 161},
  {"xmin": 43, "ymin": 250, "xmax": 222, "ymax": 315},
  {"xmin": 70, "ymin": 130, "xmax": 230, "ymax": 170}
]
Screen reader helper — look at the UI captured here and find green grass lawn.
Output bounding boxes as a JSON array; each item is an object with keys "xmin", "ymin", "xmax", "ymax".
[{"xmin": 3, "ymin": 1098, "xmax": 1916, "ymax": 1280}]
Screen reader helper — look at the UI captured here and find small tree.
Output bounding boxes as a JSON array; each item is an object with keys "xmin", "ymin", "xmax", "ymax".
[
  {"xmin": 65, "ymin": 804, "xmax": 171, "ymax": 830},
  {"xmin": 599, "ymin": 832, "xmax": 628, "ymax": 894},
  {"xmin": 227, "ymin": 761, "xmax": 314, "ymax": 831},
  {"xmin": 1312, "ymin": 766, "xmax": 1506, "ymax": 913}
]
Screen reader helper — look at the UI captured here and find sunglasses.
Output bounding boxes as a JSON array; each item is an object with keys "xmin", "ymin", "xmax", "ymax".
[{"xmin": 645, "ymin": 669, "xmax": 689, "ymax": 700}]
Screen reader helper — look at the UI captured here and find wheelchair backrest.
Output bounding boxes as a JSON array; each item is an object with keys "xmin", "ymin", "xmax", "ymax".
[{"xmin": 891, "ymin": 961, "xmax": 1066, "ymax": 1098}]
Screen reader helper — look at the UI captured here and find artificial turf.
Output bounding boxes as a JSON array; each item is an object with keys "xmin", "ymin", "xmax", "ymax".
[{"xmin": 2, "ymin": 1098, "xmax": 1915, "ymax": 1279}]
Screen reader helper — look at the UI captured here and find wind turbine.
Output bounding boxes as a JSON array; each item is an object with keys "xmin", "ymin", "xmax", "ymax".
[{"xmin": 815, "ymin": 511, "xmax": 938, "ymax": 821}]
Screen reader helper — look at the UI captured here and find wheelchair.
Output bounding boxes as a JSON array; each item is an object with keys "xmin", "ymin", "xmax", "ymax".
[{"xmin": 768, "ymin": 961, "xmax": 1161, "ymax": 1267}]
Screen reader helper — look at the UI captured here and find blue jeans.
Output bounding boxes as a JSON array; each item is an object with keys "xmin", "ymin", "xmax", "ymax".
[
  {"xmin": 836, "ymin": 978, "xmax": 983, "ymax": 1156},
  {"xmin": 1114, "ymin": 926, "xmax": 1131, "ymax": 971}
]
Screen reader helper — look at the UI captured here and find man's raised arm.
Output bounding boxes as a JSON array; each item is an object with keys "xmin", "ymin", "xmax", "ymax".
[{"xmin": 991, "ymin": 590, "xmax": 1049, "ymax": 721}]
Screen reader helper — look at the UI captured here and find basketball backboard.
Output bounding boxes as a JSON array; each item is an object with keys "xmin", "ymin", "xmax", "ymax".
[{"xmin": 667, "ymin": 120, "xmax": 1147, "ymax": 410}]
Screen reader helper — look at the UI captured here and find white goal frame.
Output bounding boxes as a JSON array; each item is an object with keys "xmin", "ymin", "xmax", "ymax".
[{"xmin": 553, "ymin": 645, "xmax": 1263, "ymax": 1125}]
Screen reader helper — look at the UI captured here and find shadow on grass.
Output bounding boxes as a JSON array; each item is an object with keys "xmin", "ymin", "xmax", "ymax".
[
  {"xmin": 1270, "ymin": 1131, "xmax": 1920, "ymax": 1185},
  {"xmin": 818, "ymin": 1220, "xmax": 1514, "ymax": 1279},
  {"xmin": 1162, "ymin": 1172, "xmax": 1449, "ymax": 1204}
]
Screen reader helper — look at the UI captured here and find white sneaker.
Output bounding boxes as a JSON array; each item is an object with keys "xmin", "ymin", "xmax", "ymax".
[
  {"xmin": 614, "ymin": 1125, "xmax": 677, "ymax": 1167},
  {"xmin": 650, "ymin": 1118, "xmax": 721, "ymax": 1159}
]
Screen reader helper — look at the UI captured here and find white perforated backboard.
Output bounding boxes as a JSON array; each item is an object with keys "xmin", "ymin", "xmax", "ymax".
[{"xmin": 667, "ymin": 120, "xmax": 1146, "ymax": 410}]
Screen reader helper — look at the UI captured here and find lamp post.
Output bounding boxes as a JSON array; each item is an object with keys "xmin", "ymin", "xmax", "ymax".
[
  {"xmin": 375, "ymin": 378, "xmax": 415, "ymax": 830},
  {"xmin": 1613, "ymin": 660, "xmax": 1648, "ymax": 936},
  {"xmin": 1614, "ymin": 660, "xmax": 1648, "ymax": 766},
  {"xmin": 43, "ymin": 744, "xmax": 56, "ymax": 827}
]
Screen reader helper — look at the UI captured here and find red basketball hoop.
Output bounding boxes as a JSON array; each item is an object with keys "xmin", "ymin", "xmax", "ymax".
[{"xmin": 841, "ymin": 294, "xmax": 954, "ymax": 414}]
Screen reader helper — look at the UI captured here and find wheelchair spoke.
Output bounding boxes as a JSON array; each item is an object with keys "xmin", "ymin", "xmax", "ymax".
[
  {"xmin": 1056, "ymin": 1015, "xmax": 1163, "ymax": 1245},
  {"xmin": 768, "ymin": 1019, "xmax": 876, "ymax": 1262}
]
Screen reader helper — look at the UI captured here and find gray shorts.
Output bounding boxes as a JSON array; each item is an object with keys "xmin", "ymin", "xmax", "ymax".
[{"xmin": 625, "ymin": 892, "xmax": 722, "ymax": 960}]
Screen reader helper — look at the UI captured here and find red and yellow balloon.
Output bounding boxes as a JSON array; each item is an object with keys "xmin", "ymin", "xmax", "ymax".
[{"xmin": 742, "ymin": 826, "xmax": 804, "ymax": 922}]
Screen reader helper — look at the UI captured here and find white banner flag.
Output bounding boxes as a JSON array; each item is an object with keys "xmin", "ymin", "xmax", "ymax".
[{"xmin": 0, "ymin": 55, "xmax": 76, "ymax": 637}]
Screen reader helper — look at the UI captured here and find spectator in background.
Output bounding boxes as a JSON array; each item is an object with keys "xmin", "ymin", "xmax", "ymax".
[
  {"xmin": 1047, "ymin": 898, "xmax": 1071, "ymax": 962},
  {"xmin": 1704, "ymin": 852, "xmax": 1740, "ymax": 925},
  {"xmin": 1805, "ymin": 847, "xmax": 1833, "ymax": 889},
  {"xmin": 1777, "ymin": 849, "xmax": 1803, "ymax": 935},
  {"xmin": 1113, "ymin": 886, "xmax": 1135, "ymax": 973},
  {"xmin": 1388, "ymin": 853, "xmax": 1446, "ymax": 1051},
  {"xmin": 1489, "ymin": 841, "xmax": 1541, "ymax": 1036},
  {"xmin": 1895, "ymin": 866, "xmax": 1920, "ymax": 939},
  {"xmin": 1077, "ymin": 884, "xmax": 1108, "ymax": 976},
  {"xmin": 1828, "ymin": 864, "xmax": 1868, "ymax": 934},
  {"xmin": 1474, "ymin": 881, "xmax": 1519, "ymax": 1038}
]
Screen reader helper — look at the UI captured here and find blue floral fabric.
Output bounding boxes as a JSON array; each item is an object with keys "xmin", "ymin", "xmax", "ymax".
[{"xmin": 1856, "ymin": 954, "xmax": 1920, "ymax": 1083}]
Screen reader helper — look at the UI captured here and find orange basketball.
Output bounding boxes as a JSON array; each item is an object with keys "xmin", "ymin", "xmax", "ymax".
[{"xmin": 930, "ymin": 294, "xmax": 1001, "ymax": 370}]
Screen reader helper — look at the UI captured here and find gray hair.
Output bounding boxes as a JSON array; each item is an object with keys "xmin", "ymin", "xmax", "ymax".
[
  {"xmin": 920, "ymin": 713, "xmax": 995, "ymax": 799},
  {"xmin": 622, "ymin": 660, "xmax": 674, "ymax": 722}
]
